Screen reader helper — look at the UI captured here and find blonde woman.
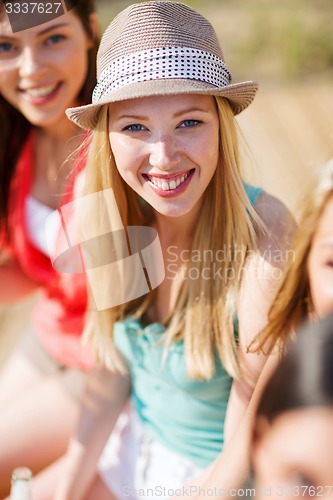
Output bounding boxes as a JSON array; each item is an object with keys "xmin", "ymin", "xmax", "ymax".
[
  {"xmin": 252, "ymin": 158, "xmax": 333, "ymax": 352},
  {"xmin": 37, "ymin": 2, "xmax": 293, "ymax": 499}
]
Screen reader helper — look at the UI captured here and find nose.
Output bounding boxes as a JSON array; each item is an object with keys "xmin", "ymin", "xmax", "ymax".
[
  {"xmin": 149, "ymin": 136, "xmax": 181, "ymax": 171},
  {"xmin": 18, "ymin": 46, "xmax": 47, "ymax": 80}
]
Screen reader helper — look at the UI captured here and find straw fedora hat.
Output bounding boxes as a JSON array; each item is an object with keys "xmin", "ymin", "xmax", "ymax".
[{"xmin": 66, "ymin": 1, "xmax": 258, "ymax": 131}]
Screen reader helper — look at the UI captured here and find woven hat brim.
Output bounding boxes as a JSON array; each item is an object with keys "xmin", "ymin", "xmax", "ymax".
[{"xmin": 66, "ymin": 79, "xmax": 258, "ymax": 131}]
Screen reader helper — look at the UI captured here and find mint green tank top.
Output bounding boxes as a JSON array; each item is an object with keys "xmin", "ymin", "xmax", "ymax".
[{"xmin": 114, "ymin": 183, "xmax": 263, "ymax": 468}]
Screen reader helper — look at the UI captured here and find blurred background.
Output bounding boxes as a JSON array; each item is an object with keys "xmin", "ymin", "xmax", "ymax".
[{"xmin": 1, "ymin": 0, "xmax": 333, "ymax": 363}]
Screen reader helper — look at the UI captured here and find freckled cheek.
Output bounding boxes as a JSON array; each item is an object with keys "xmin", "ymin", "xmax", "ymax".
[
  {"xmin": 206, "ymin": 134, "xmax": 219, "ymax": 168},
  {"xmin": 113, "ymin": 156, "xmax": 143, "ymax": 188},
  {"xmin": 190, "ymin": 139, "xmax": 219, "ymax": 173},
  {"xmin": 115, "ymin": 147, "xmax": 146, "ymax": 180},
  {"xmin": 206, "ymin": 150, "xmax": 219, "ymax": 176}
]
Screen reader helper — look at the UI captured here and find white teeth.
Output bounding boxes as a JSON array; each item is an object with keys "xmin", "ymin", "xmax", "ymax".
[
  {"xmin": 148, "ymin": 171, "xmax": 191, "ymax": 191},
  {"xmin": 24, "ymin": 83, "xmax": 59, "ymax": 97}
]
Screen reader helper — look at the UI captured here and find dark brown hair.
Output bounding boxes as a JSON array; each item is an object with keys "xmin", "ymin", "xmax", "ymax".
[
  {"xmin": 0, "ymin": 0, "xmax": 98, "ymax": 240},
  {"xmin": 256, "ymin": 313, "xmax": 333, "ymax": 423}
]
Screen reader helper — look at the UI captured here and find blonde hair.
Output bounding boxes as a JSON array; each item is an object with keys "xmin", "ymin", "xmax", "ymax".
[
  {"xmin": 252, "ymin": 159, "xmax": 333, "ymax": 352},
  {"xmin": 81, "ymin": 97, "xmax": 264, "ymax": 380}
]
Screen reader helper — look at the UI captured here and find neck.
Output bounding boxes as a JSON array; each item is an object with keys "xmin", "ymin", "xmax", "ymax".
[
  {"xmin": 154, "ymin": 202, "xmax": 201, "ymax": 249},
  {"xmin": 36, "ymin": 114, "xmax": 84, "ymax": 170},
  {"xmin": 33, "ymin": 118, "xmax": 84, "ymax": 206},
  {"xmin": 39, "ymin": 114, "xmax": 82, "ymax": 144}
]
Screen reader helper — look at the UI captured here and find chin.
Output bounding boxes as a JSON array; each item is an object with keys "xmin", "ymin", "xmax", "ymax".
[
  {"xmin": 24, "ymin": 112, "xmax": 64, "ymax": 128},
  {"xmin": 155, "ymin": 204, "xmax": 194, "ymax": 218}
]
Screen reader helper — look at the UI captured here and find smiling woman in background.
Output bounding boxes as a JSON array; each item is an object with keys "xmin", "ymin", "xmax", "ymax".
[{"xmin": 0, "ymin": 0, "xmax": 98, "ymax": 495}]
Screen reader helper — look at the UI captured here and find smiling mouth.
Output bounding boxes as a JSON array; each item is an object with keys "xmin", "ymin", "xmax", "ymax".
[
  {"xmin": 143, "ymin": 169, "xmax": 194, "ymax": 191},
  {"xmin": 20, "ymin": 82, "xmax": 62, "ymax": 98}
]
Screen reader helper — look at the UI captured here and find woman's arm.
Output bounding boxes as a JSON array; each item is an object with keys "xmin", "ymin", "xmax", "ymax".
[
  {"xmin": 54, "ymin": 367, "xmax": 131, "ymax": 500},
  {"xmin": 224, "ymin": 193, "xmax": 295, "ymax": 439},
  {"xmin": 168, "ymin": 193, "xmax": 296, "ymax": 499},
  {"xmin": 0, "ymin": 253, "xmax": 39, "ymax": 302}
]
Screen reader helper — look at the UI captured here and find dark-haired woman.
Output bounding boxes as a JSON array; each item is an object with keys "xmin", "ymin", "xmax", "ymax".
[
  {"xmin": 252, "ymin": 312, "xmax": 333, "ymax": 498},
  {"xmin": 0, "ymin": 1, "xmax": 98, "ymax": 494}
]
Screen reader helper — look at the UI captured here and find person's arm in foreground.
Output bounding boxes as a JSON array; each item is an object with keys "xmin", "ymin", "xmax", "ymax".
[
  {"xmin": 54, "ymin": 367, "xmax": 131, "ymax": 500},
  {"xmin": 169, "ymin": 193, "xmax": 296, "ymax": 499}
]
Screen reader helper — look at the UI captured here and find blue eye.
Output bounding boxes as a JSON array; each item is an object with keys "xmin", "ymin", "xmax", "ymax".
[
  {"xmin": 123, "ymin": 124, "xmax": 146, "ymax": 132},
  {"xmin": 45, "ymin": 34, "xmax": 66, "ymax": 46},
  {"xmin": 179, "ymin": 119, "xmax": 201, "ymax": 128}
]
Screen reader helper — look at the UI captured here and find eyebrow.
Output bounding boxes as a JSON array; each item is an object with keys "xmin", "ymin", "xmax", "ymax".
[
  {"xmin": 174, "ymin": 107, "xmax": 211, "ymax": 117},
  {"xmin": 0, "ymin": 22, "xmax": 69, "ymax": 39},
  {"xmin": 37, "ymin": 22, "xmax": 69, "ymax": 36},
  {"xmin": 116, "ymin": 107, "xmax": 211, "ymax": 121}
]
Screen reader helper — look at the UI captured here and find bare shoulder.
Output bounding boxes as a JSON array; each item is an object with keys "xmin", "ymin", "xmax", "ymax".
[
  {"xmin": 231, "ymin": 193, "xmax": 295, "ymax": 406},
  {"xmin": 254, "ymin": 191, "xmax": 294, "ymax": 228},
  {"xmin": 254, "ymin": 192, "xmax": 296, "ymax": 252},
  {"xmin": 236, "ymin": 193, "xmax": 296, "ymax": 367},
  {"xmin": 224, "ymin": 193, "xmax": 295, "ymax": 423}
]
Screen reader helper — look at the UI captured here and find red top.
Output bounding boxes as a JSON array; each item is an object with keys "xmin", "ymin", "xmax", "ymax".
[{"xmin": 6, "ymin": 133, "xmax": 93, "ymax": 370}]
